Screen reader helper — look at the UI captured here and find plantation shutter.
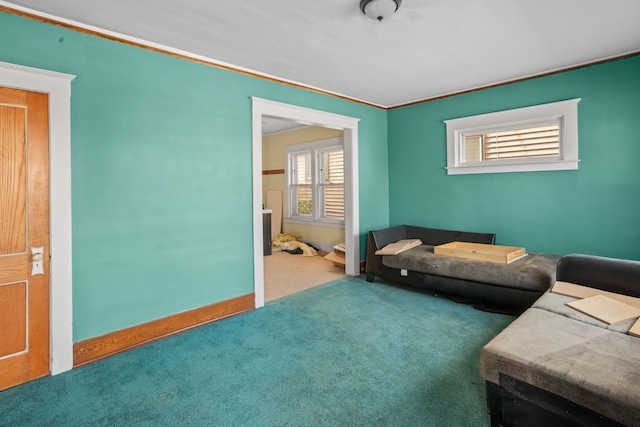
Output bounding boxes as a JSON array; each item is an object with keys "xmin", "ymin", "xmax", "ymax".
[
  {"xmin": 285, "ymin": 137, "xmax": 345, "ymax": 224},
  {"xmin": 321, "ymin": 149, "xmax": 344, "ymax": 218},
  {"xmin": 481, "ymin": 123, "xmax": 560, "ymax": 160},
  {"xmin": 293, "ymin": 152, "xmax": 312, "ymax": 215}
]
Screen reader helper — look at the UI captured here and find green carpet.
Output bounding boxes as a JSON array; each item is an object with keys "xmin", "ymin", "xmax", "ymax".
[{"xmin": 0, "ymin": 276, "xmax": 514, "ymax": 426}]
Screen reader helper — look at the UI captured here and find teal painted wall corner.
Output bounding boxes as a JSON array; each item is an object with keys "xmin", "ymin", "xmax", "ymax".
[
  {"xmin": 388, "ymin": 55, "xmax": 640, "ymax": 260},
  {"xmin": 0, "ymin": 10, "xmax": 390, "ymax": 341}
]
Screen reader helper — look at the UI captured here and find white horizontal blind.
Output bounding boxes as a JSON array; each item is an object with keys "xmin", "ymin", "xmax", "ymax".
[
  {"xmin": 446, "ymin": 99, "xmax": 579, "ymax": 175},
  {"xmin": 285, "ymin": 136, "xmax": 345, "ymax": 226},
  {"xmin": 293, "ymin": 152, "xmax": 312, "ymax": 215},
  {"xmin": 321, "ymin": 149, "xmax": 344, "ymax": 218},
  {"xmin": 471, "ymin": 123, "xmax": 560, "ymax": 161}
]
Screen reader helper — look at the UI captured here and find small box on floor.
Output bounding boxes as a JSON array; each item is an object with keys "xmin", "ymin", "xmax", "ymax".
[
  {"xmin": 324, "ymin": 251, "xmax": 345, "ymax": 266},
  {"xmin": 324, "ymin": 243, "xmax": 346, "ymax": 267}
]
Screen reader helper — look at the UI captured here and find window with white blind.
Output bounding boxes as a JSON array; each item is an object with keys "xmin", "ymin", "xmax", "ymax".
[
  {"xmin": 320, "ymin": 148, "xmax": 345, "ymax": 219},
  {"xmin": 285, "ymin": 137, "xmax": 344, "ymax": 227},
  {"xmin": 445, "ymin": 99, "xmax": 580, "ymax": 175}
]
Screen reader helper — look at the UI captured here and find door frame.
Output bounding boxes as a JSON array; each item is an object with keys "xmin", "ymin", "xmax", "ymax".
[
  {"xmin": 251, "ymin": 97, "xmax": 360, "ymax": 308},
  {"xmin": 0, "ymin": 61, "xmax": 75, "ymax": 375}
]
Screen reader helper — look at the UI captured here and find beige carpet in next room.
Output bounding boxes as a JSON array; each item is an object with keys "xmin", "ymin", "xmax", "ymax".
[{"xmin": 264, "ymin": 250, "xmax": 346, "ymax": 302}]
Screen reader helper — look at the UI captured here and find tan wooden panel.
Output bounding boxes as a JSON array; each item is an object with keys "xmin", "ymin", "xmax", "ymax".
[
  {"xmin": 0, "ymin": 282, "xmax": 27, "ymax": 357},
  {"xmin": 566, "ymin": 295, "xmax": 640, "ymax": 325},
  {"xmin": 434, "ymin": 241, "xmax": 527, "ymax": 264},
  {"xmin": 552, "ymin": 281, "xmax": 640, "ymax": 310},
  {"xmin": 629, "ymin": 319, "xmax": 640, "ymax": 338},
  {"xmin": 0, "ymin": 105, "xmax": 27, "ymax": 255},
  {"xmin": 375, "ymin": 239, "xmax": 422, "ymax": 255}
]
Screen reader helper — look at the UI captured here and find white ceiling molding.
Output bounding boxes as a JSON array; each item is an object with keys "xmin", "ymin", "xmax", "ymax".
[{"xmin": 1, "ymin": 0, "xmax": 639, "ymax": 108}]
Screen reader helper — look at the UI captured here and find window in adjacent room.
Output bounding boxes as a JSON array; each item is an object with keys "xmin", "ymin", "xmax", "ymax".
[
  {"xmin": 285, "ymin": 137, "xmax": 344, "ymax": 228},
  {"xmin": 444, "ymin": 98, "xmax": 580, "ymax": 175}
]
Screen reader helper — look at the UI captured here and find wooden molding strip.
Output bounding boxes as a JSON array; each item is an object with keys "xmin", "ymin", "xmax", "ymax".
[
  {"xmin": 73, "ymin": 293, "xmax": 255, "ymax": 367},
  {"xmin": 262, "ymin": 169, "xmax": 285, "ymax": 175},
  {"xmin": 4, "ymin": 6, "xmax": 636, "ymax": 112},
  {"xmin": 389, "ymin": 51, "xmax": 640, "ymax": 110},
  {"xmin": 0, "ymin": 5, "xmax": 383, "ymax": 110}
]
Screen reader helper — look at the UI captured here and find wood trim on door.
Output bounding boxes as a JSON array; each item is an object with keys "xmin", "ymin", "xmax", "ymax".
[
  {"xmin": 0, "ymin": 87, "xmax": 50, "ymax": 391},
  {"xmin": 262, "ymin": 169, "xmax": 285, "ymax": 175}
]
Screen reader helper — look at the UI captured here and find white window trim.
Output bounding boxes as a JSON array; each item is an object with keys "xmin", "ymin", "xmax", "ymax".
[
  {"xmin": 444, "ymin": 98, "xmax": 581, "ymax": 175},
  {"xmin": 285, "ymin": 137, "xmax": 345, "ymax": 228}
]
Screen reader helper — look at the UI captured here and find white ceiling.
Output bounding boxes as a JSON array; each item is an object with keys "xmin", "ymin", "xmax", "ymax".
[
  {"xmin": 262, "ymin": 116, "xmax": 308, "ymax": 136},
  {"xmin": 3, "ymin": 0, "xmax": 640, "ymax": 108}
]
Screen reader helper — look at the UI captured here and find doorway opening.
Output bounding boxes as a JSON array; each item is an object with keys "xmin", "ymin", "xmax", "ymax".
[
  {"xmin": 262, "ymin": 120, "xmax": 345, "ymax": 302},
  {"xmin": 251, "ymin": 98, "xmax": 360, "ymax": 308}
]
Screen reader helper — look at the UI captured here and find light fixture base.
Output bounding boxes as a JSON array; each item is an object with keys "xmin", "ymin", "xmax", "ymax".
[{"xmin": 360, "ymin": 0, "xmax": 402, "ymax": 22}]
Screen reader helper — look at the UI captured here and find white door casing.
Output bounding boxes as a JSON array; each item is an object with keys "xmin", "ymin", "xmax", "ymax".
[
  {"xmin": 0, "ymin": 61, "xmax": 75, "ymax": 375},
  {"xmin": 251, "ymin": 97, "xmax": 360, "ymax": 308}
]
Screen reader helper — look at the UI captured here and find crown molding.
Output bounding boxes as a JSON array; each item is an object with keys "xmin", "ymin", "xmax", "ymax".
[{"xmin": 2, "ymin": 3, "xmax": 638, "ymax": 111}]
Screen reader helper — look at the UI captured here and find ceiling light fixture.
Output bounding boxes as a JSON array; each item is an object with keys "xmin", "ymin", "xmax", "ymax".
[{"xmin": 360, "ymin": 0, "xmax": 402, "ymax": 22}]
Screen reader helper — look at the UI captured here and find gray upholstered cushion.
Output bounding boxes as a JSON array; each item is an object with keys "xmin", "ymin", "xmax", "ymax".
[
  {"xmin": 532, "ymin": 290, "xmax": 637, "ymax": 333},
  {"xmin": 381, "ymin": 245, "xmax": 560, "ymax": 291},
  {"xmin": 480, "ymin": 306, "xmax": 640, "ymax": 426}
]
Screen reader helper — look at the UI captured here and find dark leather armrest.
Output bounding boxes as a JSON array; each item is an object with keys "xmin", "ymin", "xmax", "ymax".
[
  {"xmin": 557, "ymin": 254, "xmax": 640, "ymax": 298},
  {"xmin": 365, "ymin": 225, "xmax": 408, "ymax": 278},
  {"xmin": 406, "ymin": 226, "xmax": 495, "ymax": 246}
]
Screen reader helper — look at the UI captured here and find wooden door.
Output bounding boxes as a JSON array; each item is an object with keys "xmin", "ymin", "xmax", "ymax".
[{"xmin": 0, "ymin": 87, "xmax": 50, "ymax": 391}]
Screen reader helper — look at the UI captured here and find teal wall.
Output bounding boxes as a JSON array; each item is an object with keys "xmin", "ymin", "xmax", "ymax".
[
  {"xmin": 0, "ymin": 12, "xmax": 390, "ymax": 341},
  {"xmin": 4, "ymin": 9, "xmax": 638, "ymax": 343},
  {"xmin": 388, "ymin": 55, "xmax": 640, "ymax": 260}
]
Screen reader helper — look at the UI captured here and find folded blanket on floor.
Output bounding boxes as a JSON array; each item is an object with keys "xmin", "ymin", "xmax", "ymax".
[{"xmin": 280, "ymin": 241, "xmax": 317, "ymax": 256}]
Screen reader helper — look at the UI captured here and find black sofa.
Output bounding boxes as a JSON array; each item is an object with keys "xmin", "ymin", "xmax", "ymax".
[
  {"xmin": 365, "ymin": 225, "xmax": 560, "ymax": 312},
  {"xmin": 480, "ymin": 254, "xmax": 640, "ymax": 426}
]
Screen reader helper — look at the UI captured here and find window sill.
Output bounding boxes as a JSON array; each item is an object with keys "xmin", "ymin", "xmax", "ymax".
[
  {"xmin": 285, "ymin": 217, "xmax": 345, "ymax": 229},
  {"xmin": 446, "ymin": 159, "xmax": 579, "ymax": 175}
]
